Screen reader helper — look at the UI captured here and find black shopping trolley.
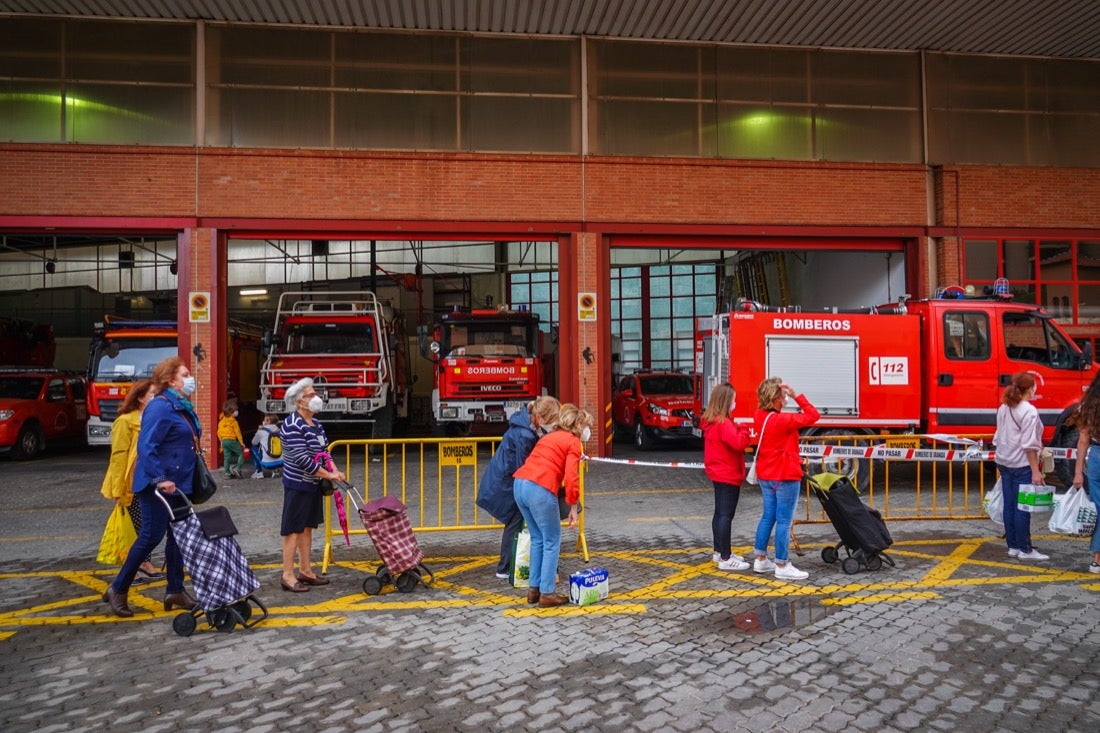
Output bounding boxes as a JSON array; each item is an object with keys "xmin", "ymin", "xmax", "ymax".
[
  {"xmin": 156, "ymin": 489, "xmax": 268, "ymax": 636},
  {"xmin": 807, "ymin": 472, "xmax": 895, "ymax": 574}
]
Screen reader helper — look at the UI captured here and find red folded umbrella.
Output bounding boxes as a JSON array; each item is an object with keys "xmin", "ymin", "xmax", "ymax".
[{"xmin": 332, "ymin": 484, "xmax": 351, "ymax": 547}]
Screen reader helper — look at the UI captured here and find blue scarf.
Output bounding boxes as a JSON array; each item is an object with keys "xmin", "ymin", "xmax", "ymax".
[{"xmin": 165, "ymin": 387, "xmax": 201, "ymax": 434}]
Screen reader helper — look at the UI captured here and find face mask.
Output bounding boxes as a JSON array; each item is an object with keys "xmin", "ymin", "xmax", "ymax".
[
  {"xmin": 307, "ymin": 395, "xmax": 324, "ymax": 413},
  {"xmin": 232, "ymin": 411, "xmax": 239, "ymax": 418},
  {"xmin": 180, "ymin": 376, "xmax": 196, "ymax": 396},
  {"xmin": 541, "ymin": 423, "xmax": 556, "ymax": 435},
  {"xmin": 580, "ymin": 426, "xmax": 592, "ymax": 442},
  {"xmin": 729, "ymin": 400, "xmax": 736, "ymax": 414}
]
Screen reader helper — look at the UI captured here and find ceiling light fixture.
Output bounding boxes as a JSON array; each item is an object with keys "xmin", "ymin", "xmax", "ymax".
[{"xmin": 240, "ymin": 288, "xmax": 268, "ymax": 296}]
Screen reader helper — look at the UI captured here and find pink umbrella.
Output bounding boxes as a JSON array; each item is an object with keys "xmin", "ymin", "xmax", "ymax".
[{"xmin": 316, "ymin": 451, "xmax": 352, "ymax": 547}]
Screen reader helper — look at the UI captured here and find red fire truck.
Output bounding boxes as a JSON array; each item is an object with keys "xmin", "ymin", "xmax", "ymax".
[
  {"xmin": 86, "ymin": 318, "xmax": 178, "ymax": 445},
  {"xmin": 257, "ymin": 292, "xmax": 408, "ymax": 437},
  {"xmin": 420, "ymin": 307, "xmax": 549, "ymax": 434},
  {"xmin": 698, "ymin": 289, "xmax": 1097, "ymax": 482}
]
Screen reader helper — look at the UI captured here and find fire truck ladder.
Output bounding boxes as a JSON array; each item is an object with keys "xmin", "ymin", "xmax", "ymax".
[{"xmin": 734, "ymin": 252, "xmax": 790, "ymax": 306}]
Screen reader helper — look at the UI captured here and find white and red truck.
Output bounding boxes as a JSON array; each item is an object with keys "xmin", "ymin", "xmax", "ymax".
[
  {"xmin": 420, "ymin": 306, "xmax": 550, "ymax": 434},
  {"xmin": 86, "ymin": 318, "xmax": 179, "ymax": 445},
  {"xmin": 697, "ymin": 287, "xmax": 1097, "ymax": 483},
  {"xmin": 257, "ymin": 292, "xmax": 409, "ymax": 438}
]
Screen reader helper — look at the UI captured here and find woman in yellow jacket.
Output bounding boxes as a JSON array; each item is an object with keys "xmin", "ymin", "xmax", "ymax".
[{"xmin": 99, "ymin": 379, "xmax": 161, "ymax": 580}]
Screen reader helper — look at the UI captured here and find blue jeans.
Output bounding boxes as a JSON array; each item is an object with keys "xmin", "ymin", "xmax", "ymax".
[
  {"xmin": 753, "ymin": 480, "xmax": 800, "ymax": 562},
  {"xmin": 1083, "ymin": 447, "xmax": 1100, "ymax": 555},
  {"xmin": 513, "ymin": 478, "xmax": 561, "ymax": 594},
  {"xmin": 111, "ymin": 489, "xmax": 186, "ymax": 594},
  {"xmin": 712, "ymin": 482, "xmax": 742, "ymax": 560},
  {"xmin": 997, "ymin": 463, "xmax": 1034, "ymax": 553}
]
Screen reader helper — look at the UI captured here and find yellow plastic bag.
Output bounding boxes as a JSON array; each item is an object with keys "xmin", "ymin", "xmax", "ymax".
[{"xmin": 96, "ymin": 503, "xmax": 137, "ymax": 566}]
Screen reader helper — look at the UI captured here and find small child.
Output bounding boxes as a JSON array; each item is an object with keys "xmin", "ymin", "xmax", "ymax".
[
  {"xmin": 250, "ymin": 413, "xmax": 284, "ymax": 479},
  {"xmin": 701, "ymin": 383, "xmax": 752, "ymax": 571},
  {"xmin": 217, "ymin": 399, "xmax": 246, "ymax": 479}
]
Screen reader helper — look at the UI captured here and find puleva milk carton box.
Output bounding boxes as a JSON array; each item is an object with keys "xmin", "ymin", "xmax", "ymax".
[{"xmin": 569, "ymin": 567, "xmax": 610, "ymax": 606}]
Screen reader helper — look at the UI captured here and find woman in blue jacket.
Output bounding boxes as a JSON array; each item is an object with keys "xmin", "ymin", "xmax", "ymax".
[
  {"xmin": 476, "ymin": 396, "xmax": 560, "ymax": 578},
  {"xmin": 103, "ymin": 356, "xmax": 202, "ymax": 618}
]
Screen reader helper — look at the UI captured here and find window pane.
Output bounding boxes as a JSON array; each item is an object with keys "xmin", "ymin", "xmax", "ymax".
[
  {"xmin": 1079, "ymin": 242, "xmax": 1100, "ymax": 282},
  {"xmin": 652, "ymin": 299, "xmax": 670, "ymax": 318},
  {"xmin": 335, "ymin": 33, "xmax": 457, "ymax": 91},
  {"xmin": 1003, "ymin": 240, "xmax": 1034, "ymax": 282},
  {"xmin": 0, "ymin": 81, "xmax": 63, "ymax": 142},
  {"xmin": 214, "ymin": 26, "xmax": 332, "ymax": 86},
  {"xmin": 0, "ymin": 17, "xmax": 62, "ymax": 77},
  {"xmin": 593, "ymin": 41, "xmax": 713, "ymax": 99},
  {"xmin": 596, "ymin": 99, "xmax": 713, "ymax": 156},
  {"xmin": 211, "ymin": 89, "xmax": 329, "ymax": 147},
  {"xmin": 811, "ymin": 50, "xmax": 919, "ymax": 107},
  {"xmin": 621, "ymin": 300, "xmax": 642, "ymax": 320},
  {"xmin": 717, "ymin": 47, "xmax": 808, "ymax": 104},
  {"xmin": 334, "ymin": 92, "xmax": 456, "ymax": 150},
  {"xmin": 650, "ymin": 276, "xmax": 670, "ymax": 297},
  {"xmin": 1080, "ymin": 283, "xmax": 1100, "ymax": 323},
  {"xmin": 817, "ymin": 108, "xmax": 921, "ymax": 163},
  {"xmin": 67, "ymin": 20, "xmax": 193, "ymax": 83},
  {"xmin": 1038, "ymin": 241, "xmax": 1072, "ymax": 282},
  {"xmin": 463, "ymin": 37, "xmax": 576, "ymax": 95},
  {"xmin": 67, "ymin": 84, "xmax": 193, "ymax": 144},
  {"xmin": 964, "ymin": 240, "xmax": 998, "ymax": 281},
  {"xmin": 464, "ymin": 96, "xmax": 575, "ymax": 153},
  {"xmin": 717, "ymin": 104, "xmax": 812, "ymax": 160}
]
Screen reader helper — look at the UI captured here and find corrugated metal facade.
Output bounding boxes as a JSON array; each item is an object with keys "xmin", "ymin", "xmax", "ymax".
[{"xmin": 1, "ymin": 0, "xmax": 1098, "ymax": 58}]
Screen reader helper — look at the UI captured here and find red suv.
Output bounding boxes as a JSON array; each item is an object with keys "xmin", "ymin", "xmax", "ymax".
[
  {"xmin": 0, "ymin": 369, "xmax": 88, "ymax": 459},
  {"xmin": 612, "ymin": 371, "xmax": 698, "ymax": 449}
]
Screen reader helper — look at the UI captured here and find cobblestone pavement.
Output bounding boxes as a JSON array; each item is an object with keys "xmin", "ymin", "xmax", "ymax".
[{"xmin": 0, "ymin": 445, "xmax": 1098, "ymax": 733}]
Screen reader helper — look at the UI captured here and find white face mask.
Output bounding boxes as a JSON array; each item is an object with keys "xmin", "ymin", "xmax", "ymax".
[
  {"xmin": 306, "ymin": 395, "xmax": 324, "ymax": 413},
  {"xmin": 541, "ymin": 423, "xmax": 556, "ymax": 435},
  {"xmin": 232, "ymin": 410, "xmax": 239, "ymax": 418},
  {"xmin": 729, "ymin": 400, "xmax": 736, "ymax": 414},
  {"xmin": 580, "ymin": 426, "xmax": 592, "ymax": 442},
  {"xmin": 180, "ymin": 376, "xmax": 196, "ymax": 396}
]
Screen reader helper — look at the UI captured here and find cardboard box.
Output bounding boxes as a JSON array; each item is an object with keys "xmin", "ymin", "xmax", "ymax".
[
  {"xmin": 1017, "ymin": 483, "xmax": 1054, "ymax": 513},
  {"xmin": 569, "ymin": 566, "xmax": 609, "ymax": 606}
]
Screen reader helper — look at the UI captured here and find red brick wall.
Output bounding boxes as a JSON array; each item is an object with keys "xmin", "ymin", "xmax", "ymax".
[{"xmin": 6, "ymin": 145, "xmax": 1098, "ymax": 231}]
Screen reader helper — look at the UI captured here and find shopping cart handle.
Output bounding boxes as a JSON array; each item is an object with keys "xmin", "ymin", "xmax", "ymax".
[{"xmin": 152, "ymin": 486, "xmax": 194, "ymax": 522}]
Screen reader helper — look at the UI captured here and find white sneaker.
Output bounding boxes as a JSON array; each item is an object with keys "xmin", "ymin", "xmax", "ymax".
[
  {"xmin": 494, "ymin": 572, "xmax": 509, "ymax": 579},
  {"xmin": 712, "ymin": 552, "xmax": 721, "ymax": 563},
  {"xmin": 1007, "ymin": 548, "xmax": 1020, "ymax": 557},
  {"xmin": 251, "ymin": 471, "xmax": 264, "ymax": 479},
  {"xmin": 717, "ymin": 556, "xmax": 751, "ymax": 571},
  {"xmin": 753, "ymin": 557, "xmax": 776, "ymax": 573},
  {"xmin": 774, "ymin": 562, "xmax": 809, "ymax": 580},
  {"xmin": 1089, "ymin": 562, "xmax": 1100, "ymax": 574},
  {"xmin": 1016, "ymin": 549, "xmax": 1049, "ymax": 561}
]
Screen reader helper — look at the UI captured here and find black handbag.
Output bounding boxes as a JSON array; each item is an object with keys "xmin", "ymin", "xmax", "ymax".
[{"xmin": 191, "ymin": 450, "xmax": 219, "ymax": 505}]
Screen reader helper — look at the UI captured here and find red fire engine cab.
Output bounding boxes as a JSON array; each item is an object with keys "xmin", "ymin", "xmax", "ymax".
[
  {"xmin": 421, "ymin": 307, "xmax": 549, "ymax": 434},
  {"xmin": 86, "ymin": 318, "xmax": 178, "ymax": 445},
  {"xmin": 257, "ymin": 292, "xmax": 408, "ymax": 437},
  {"xmin": 699, "ymin": 288, "xmax": 1096, "ymax": 451}
]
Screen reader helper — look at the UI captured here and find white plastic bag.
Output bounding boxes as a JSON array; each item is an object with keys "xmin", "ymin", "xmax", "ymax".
[
  {"xmin": 1048, "ymin": 486, "xmax": 1098, "ymax": 536},
  {"xmin": 983, "ymin": 478, "xmax": 1004, "ymax": 525},
  {"xmin": 745, "ymin": 460, "xmax": 758, "ymax": 485},
  {"xmin": 510, "ymin": 527, "xmax": 531, "ymax": 588}
]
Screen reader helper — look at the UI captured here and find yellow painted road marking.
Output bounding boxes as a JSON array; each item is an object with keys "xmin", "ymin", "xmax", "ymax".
[
  {"xmin": 822, "ymin": 592, "xmax": 942, "ymax": 605},
  {"xmin": 1, "ymin": 537, "xmax": 1096, "ymax": 639}
]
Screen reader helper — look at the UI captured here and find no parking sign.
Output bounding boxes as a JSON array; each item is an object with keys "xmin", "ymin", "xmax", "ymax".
[{"xmin": 189, "ymin": 292, "xmax": 211, "ymax": 323}]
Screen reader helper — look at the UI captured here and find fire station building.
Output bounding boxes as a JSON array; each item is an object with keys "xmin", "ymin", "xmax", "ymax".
[{"xmin": 1, "ymin": 1, "xmax": 1099, "ymax": 455}]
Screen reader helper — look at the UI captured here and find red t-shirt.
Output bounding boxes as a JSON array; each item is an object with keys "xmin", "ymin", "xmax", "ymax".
[{"xmin": 753, "ymin": 395, "xmax": 820, "ymax": 481}]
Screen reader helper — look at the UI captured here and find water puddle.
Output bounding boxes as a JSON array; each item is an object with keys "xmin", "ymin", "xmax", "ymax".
[{"xmin": 730, "ymin": 598, "xmax": 834, "ymax": 635}]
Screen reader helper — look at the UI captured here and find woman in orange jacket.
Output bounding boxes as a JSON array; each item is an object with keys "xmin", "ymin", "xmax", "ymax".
[
  {"xmin": 512, "ymin": 403, "xmax": 589, "ymax": 607},
  {"xmin": 751, "ymin": 377, "xmax": 820, "ymax": 581}
]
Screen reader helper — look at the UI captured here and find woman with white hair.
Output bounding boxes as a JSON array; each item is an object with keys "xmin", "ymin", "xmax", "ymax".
[{"xmin": 278, "ymin": 377, "xmax": 345, "ymax": 592}]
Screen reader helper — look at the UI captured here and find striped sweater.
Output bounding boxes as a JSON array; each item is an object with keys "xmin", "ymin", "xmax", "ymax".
[{"xmin": 280, "ymin": 411, "xmax": 330, "ymax": 492}]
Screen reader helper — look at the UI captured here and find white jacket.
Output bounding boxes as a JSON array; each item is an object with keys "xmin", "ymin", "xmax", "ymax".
[{"xmin": 993, "ymin": 401, "xmax": 1043, "ymax": 469}]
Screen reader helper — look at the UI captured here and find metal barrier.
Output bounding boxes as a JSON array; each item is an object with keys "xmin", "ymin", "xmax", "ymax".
[
  {"xmin": 320, "ymin": 437, "xmax": 589, "ymax": 572},
  {"xmin": 797, "ymin": 433, "xmax": 999, "ymax": 524}
]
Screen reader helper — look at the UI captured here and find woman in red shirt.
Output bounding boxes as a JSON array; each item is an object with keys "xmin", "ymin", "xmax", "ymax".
[
  {"xmin": 701, "ymin": 383, "xmax": 752, "ymax": 571},
  {"xmin": 513, "ymin": 403, "xmax": 589, "ymax": 607},
  {"xmin": 751, "ymin": 377, "xmax": 820, "ymax": 581}
]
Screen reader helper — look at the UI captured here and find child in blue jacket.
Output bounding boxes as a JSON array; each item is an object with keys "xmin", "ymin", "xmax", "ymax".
[{"xmin": 476, "ymin": 396, "xmax": 560, "ymax": 578}]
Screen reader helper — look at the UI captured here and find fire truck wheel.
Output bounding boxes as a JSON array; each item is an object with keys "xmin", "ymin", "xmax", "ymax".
[
  {"xmin": 634, "ymin": 421, "xmax": 653, "ymax": 450},
  {"xmin": 372, "ymin": 399, "xmax": 395, "ymax": 440},
  {"xmin": 806, "ymin": 429, "xmax": 871, "ymax": 493},
  {"xmin": 11, "ymin": 422, "xmax": 44, "ymax": 460}
]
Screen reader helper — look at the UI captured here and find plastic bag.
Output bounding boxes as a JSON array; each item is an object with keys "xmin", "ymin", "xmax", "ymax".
[
  {"xmin": 745, "ymin": 460, "xmax": 758, "ymax": 485},
  {"xmin": 983, "ymin": 478, "xmax": 1004, "ymax": 525},
  {"xmin": 1048, "ymin": 486, "xmax": 1098, "ymax": 536},
  {"xmin": 510, "ymin": 527, "xmax": 531, "ymax": 588},
  {"xmin": 96, "ymin": 503, "xmax": 138, "ymax": 566}
]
